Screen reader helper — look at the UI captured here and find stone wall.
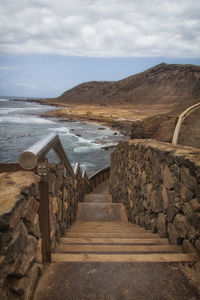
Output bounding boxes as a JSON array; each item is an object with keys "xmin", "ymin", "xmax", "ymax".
[
  {"xmin": 0, "ymin": 163, "xmax": 90, "ymax": 299},
  {"xmin": 110, "ymin": 139, "xmax": 200, "ymax": 256},
  {"xmin": 0, "ymin": 171, "xmax": 41, "ymax": 300}
]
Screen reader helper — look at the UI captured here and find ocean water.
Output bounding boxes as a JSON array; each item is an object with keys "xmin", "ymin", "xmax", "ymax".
[{"xmin": 0, "ymin": 97, "xmax": 126, "ymax": 175}]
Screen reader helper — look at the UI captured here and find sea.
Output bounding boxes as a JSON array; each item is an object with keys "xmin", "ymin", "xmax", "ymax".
[{"xmin": 0, "ymin": 97, "xmax": 126, "ymax": 176}]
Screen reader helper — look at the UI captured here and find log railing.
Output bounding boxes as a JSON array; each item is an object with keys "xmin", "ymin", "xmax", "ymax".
[
  {"xmin": 18, "ymin": 133, "xmax": 109, "ymax": 262},
  {"xmin": 89, "ymin": 166, "xmax": 110, "ymax": 190}
]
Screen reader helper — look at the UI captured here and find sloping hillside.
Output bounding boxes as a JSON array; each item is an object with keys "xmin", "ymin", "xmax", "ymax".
[
  {"xmin": 41, "ymin": 63, "xmax": 200, "ymax": 144},
  {"xmin": 42, "ymin": 63, "xmax": 200, "ymax": 106}
]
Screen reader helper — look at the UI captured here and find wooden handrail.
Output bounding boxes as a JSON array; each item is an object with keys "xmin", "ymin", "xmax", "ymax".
[
  {"xmin": 73, "ymin": 162, "xmax": 80, "ymax": 176},
  {"xmin": 18, "ymin": 132, "xmax": 74, "ymax": 178},
  {"xmin": 89, "ymin": 166, "xmax": 110, "ymax": 189},
  {"xmin": 18, "ymin": 133, "xmax": 110, "ymax": 186},
  {"xmin": 18, "ymin": 133, "xmax": 110, "ymax": 263},
  {"xmin": 89, "ymin": 166, "xmax": 110, "ymax": 180}
]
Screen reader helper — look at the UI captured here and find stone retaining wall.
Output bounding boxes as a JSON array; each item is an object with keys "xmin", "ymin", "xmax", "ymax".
[
  {"xmin": 0, "ymin": 171, "xmax": 41, "ymax": 299},
  {"xmin": 110, "ymin": 139, "xmax": 200, "ymax": 256},
  {"xmin": 0, "ymin": 164, "xmax": 90, "ymax": 299}
]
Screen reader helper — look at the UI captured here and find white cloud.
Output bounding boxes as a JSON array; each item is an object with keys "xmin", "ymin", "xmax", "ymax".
[
  {"xmin": 15, "ymin": 82, "xmax": 37, "ymax": 89},
  {"xmin": 0, "ymin": 66, "xmax": 20, "ymax": 71},
  {"xmin": 0, "ymin": 0, "xmax": 199, "ymax": 57}
]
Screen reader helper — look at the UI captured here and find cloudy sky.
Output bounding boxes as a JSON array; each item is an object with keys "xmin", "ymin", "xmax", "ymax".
[{"xmin": 0, "ymin": 0, "xmax": 200, "ymax": 97}]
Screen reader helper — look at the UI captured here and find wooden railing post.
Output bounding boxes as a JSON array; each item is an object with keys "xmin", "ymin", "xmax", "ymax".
[
  {"xmin": 37, "ymin": 159, "xmax": 51, "ymax": 263},
  {"xmin": 18, "ymin": 133, "xmax": 111, "ymax": 264}
]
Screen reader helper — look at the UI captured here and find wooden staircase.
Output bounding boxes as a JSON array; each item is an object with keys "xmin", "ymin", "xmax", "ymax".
[{"xmin": 52, "ymin": 184, "xmax": 197, "ymax": 263}]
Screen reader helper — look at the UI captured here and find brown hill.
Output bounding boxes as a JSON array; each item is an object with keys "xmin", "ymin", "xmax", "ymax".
[
  {"xmin": 43, "ymin": 63, "xmax": 200, "ymax": 107},
  {"xmin": 41, "ymin": 63, "xmax": 200, "ymax": 144}
]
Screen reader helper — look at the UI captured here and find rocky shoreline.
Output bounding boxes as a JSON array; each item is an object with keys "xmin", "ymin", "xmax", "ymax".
[
  {"xmin": 40, "ymin": 107, "xmax": 131, "ymax": 136},
  {"xmin": 38, "ymin": 99, "xmax": 200, "ymax": 147},
  {"xmin": 39, "ymin": 103, "xmax": 172, "ymax": 138}
]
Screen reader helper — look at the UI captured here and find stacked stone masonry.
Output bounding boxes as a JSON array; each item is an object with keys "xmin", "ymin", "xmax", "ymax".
[
  {"xmin": 110, "ymin": 139, "xmax": 200, "ymax": 257},
  {"xmin": 0, "ymin": 164, "xmax": 90, "ymax": 300}
]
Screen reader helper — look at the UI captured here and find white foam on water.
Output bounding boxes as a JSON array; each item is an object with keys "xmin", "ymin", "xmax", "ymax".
[
  {"xmin": 77, "ymin": 135, "xmax": 94, "ymax": 144},
  {"xmin": 48, "ymin": 127, "xmax": 100, "ymax": 143},
  {"xmin": 73, "ymin": 146, "xmax": 92, "ymax": 153},
  {"xmin": 48, "ymin": 127, "xmax": 75, "ymax": 138},
  {"xmin": 0, "ymin": 108, "xmax": 21, "ymax": 115},
  {"xmin": 48, "ymin": 126, "xmax": 70, "ymax": 133},
  {"xmin": 80, "ymin": 162, "xmax": 94, "ymax": 169},
  {"xmin": 0, "ymin": 98, "xmax": 9, "ymax": 102},
  {"xmin": 1, "ymin": 116, "xmax": 55, "ymax": 124},
  {"xmin": 0, "ymin": 106, "xmax": 54, "ymax": 115},
  {"xmin": 73, "ymin": 144, "xmax": 102, "ymax": 153}
]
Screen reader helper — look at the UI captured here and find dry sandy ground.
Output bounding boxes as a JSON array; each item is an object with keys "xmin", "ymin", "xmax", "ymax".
[{"xmin": 42, "ymin": 104, "xmax": 174, "ymax": 130}]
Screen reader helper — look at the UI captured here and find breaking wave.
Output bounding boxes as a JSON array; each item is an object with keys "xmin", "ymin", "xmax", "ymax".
[
  {"xmin": 1, "ymin": 116, "xmax": 55, "ymax": 124},
  {"xmin": 0, "ymin": 98, "xmax": 9, "ymax": 102}
]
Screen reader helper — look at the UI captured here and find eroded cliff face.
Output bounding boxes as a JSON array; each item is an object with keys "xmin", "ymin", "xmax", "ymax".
[{"xmin": 42, "ymin": 63, "xmax": 200, "ymax": 106}]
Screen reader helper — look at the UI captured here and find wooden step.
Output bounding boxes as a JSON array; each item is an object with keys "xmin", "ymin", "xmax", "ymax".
[
  {"xmin": 53, "ymin": 187, "xmax": 198, "ymax": 266},
  {"xmin": 60, "ymin": 237, "xmax": 169, "ymax": 244},
  {"xmin": 71, "ymin": 225, "xmax": 137, "ymax": 230},
  {"xmin": 67, "ymin": 228, "xmax": 148, "ymax": 233},
  {"xmin": 71, "ymin": 226, "xmax": 136, "ymax": 230},
  {"xmin": 72, "ymin": 222, "xmax": 134, "ymax": 227},
  {"xmin": 56, "ymin": 244, "xmax": 182, "ymax": 253},
  {"xmin": 65, "ymin": 232, "xmax": 159, "ymax": 238},
  {"xmin": 84, "ymin": 194, "xmax": 112, "ymax": 203},
  {"xmin": 71, "ymin": 221, "xmax": 142, "ymax": 225},
  {"xmin": 74, "ymin": 222, "xmax": 129, "ymax": 225},
  {"xmin": 52, "ymin": 253, "xmax": 198, "ymax": 263},
  {"xmin": 70, "ymin": 223, "xmax": 145, "ymax": 229},
  {"xmin": 76, "ymin": 203, "xmax": 128, "ymax": 222}
]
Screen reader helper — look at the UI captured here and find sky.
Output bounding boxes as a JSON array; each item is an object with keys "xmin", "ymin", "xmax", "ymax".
[{"xmin": 0, "ymin": 0, "xmax": 200, "ymax": 98}]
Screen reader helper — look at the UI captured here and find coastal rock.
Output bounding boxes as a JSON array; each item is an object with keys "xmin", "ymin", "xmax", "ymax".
[
  {"xmin": 9, "ymin": 263, "xmax": 39, "ymax": 299},
  {"xmin": 157, "ymin": 213, "xmax": 167, "ymax": 237},
  {"xmin": 173, "ymin": 214, "xmax": 189, "ymax": 239},
  {"xmin": 163, "ymin": 165, "xmax": 177, "ymax": 190},
  {"xmin": 168, "ymin": 223, "xmax": 180, "ymax": 245},
  {"xmin": 167, "ymin": 204, "xmax": 178, "ymax": 223},
  {"xmin": 195, "ymin": 238, "xmax": 200, "ymax": 253},
  {"xmin": 180, "ymin": 186, "xmax": 193, "ymax": 202},
  {"xmin": 161, "ymin": 186, "xmax": 169, "ymax": 211},
  {"xmin": 182, "ymin": 239, "xmax": 197, "ymax": 254},
  {"xmin": 150, "ymin": 189, "xmax": 161, "ymax": 213}
]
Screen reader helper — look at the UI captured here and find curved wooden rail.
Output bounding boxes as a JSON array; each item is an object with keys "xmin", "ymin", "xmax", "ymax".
[{"xmin": 172, "ymin": 103, "xmax": 200, "ymax": 145}]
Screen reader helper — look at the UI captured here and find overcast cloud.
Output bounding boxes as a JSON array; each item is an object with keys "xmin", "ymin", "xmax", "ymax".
[{"xmin": 0, "ymin": 0, "xmax": 200, "ymax": 57}]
